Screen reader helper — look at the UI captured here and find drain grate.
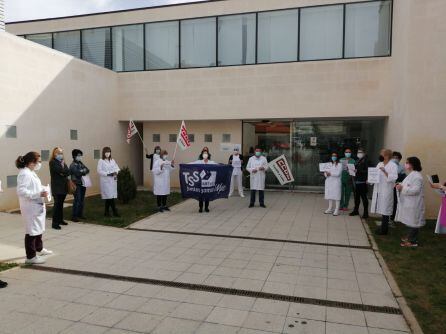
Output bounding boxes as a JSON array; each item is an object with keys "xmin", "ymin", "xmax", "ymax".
[
  {"xmin": 24, "ymin": 265, "xmax": 400, "ymax": 314},
  {"xmin": 127, "ymin": 227, "xmax": 372, "ymax": 250}
]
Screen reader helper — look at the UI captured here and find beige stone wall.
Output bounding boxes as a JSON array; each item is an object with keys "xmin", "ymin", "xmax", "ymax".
[
  {"xmin": 143, "ymin": 120, "xmax": 242, "ymax": 189},
  {"xmin": 0, "ymin": 32, "xmax": 137, "ymax": 211}
]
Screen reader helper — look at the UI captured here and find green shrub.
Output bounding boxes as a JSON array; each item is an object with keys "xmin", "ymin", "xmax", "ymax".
[{"xmin": 117, "ymin": 167, "xmax": 137, "ymax": 204}]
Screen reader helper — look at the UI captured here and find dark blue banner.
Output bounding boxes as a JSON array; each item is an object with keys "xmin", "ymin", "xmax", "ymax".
[{"xmin": 179, "ymin": 164, "xmax": 233, "ymax": 201}]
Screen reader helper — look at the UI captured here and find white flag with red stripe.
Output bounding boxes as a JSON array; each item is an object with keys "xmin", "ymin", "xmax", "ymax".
[
  {"xmin": 177, "ymin": 121, "xmax": 191, "ymax": 150},
  {"xmin": 126, "ymin": 120, "xmax": 138, "ymax": 144}
]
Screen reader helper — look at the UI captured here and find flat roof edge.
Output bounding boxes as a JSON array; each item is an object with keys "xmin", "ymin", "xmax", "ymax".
[{"xmin": 6, "ymin": 0, "xmax": 227, "ymax": 25}]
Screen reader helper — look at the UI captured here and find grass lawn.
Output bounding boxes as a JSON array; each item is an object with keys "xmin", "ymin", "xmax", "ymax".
[
  {"xmin": 48, "ymin": 191, "xmax": 184, "ymax": 228},
  {"xmin": 0, "ymin": 263, "xmax": 18, "ymax": 272},
  {"xmin": 366, "ymin": 218, "xmax": 446, "ymax": 334}
]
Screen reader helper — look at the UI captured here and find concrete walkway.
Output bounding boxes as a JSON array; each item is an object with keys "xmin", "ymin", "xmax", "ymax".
[{"xmin": 0, "ymin": 193, "xmax": 411, "ymax": 334}]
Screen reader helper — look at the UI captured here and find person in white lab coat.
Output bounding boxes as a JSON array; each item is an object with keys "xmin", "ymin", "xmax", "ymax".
[
  {"xmin": 324, "ymin": 152, "xmax": 343, "ymax": 216},
  {"xmin": 16, "ymin": 152, "xmax": 53, "ymax": 265},
  {"xmin": 153, "ymin": 150, "xmax": 175, "ymax": 212},
  {"xmin": 228, "ymin": 147, "xmax": 244, "ymax": 197},
  {"xmin": 246, "ymin": 147, "xmax": 268, "ymax": 208},
  {"xmin": 190, "ymin": 149, "xmax": 217, "ymax": 212},
  {"xmin": 371, "ymin": 149, "xmax": 398, "ymax": 235},
  {"xmin": 395, "ymin": 157, "xmax": 425, "ymax": 247},
  {"xmin": 97, "ymin": 147, "xmax": 120, "ymax": 217}
]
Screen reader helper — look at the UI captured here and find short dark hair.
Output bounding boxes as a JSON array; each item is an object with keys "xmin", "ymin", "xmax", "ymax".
[
  {"xmin": 392, "ymin": 151, "xmax": 402, "ymax": 160},
  {"xmin": 16, "ymin": 152, "xmax": 40, "ymax": 169},
  {"xmin": 255, "ymin": 146, "xmax": 262, "ymax": 151},
  {"xmin": 72, "ymin": 149, "xmax": 83, "ymax": 159},
  {"xmin": 407, "ymin": 157, "xmax": 422, "ymax": 172}
]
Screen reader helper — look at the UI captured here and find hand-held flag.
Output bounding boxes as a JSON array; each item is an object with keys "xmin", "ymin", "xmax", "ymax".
[
  {"xmin": 126, "ymin": 120, "xmax": 139, "ymax": 144},
  {"xmin": 177, "ymin": 121, "xmax": 191, "ymax": 151}
]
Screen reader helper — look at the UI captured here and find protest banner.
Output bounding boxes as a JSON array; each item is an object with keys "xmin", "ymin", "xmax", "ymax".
[
  {"xmin": 268, "ymin": 155, "xmax": 294, "ymax": 185},
  {"xmin": 367, "ymin": 167, "xmax": 380, "ymax": 184}
]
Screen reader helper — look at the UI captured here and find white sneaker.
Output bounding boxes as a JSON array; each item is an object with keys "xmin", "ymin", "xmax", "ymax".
[
  {"xmin": 25, "ymin": 256, "xmax": 46, "ymax": 265},
  {"xmin": 324, "ymin": 209, "xmax": 333, "ymax": 214},
  {"xmin": 239, "ymin": 193, "xmax": 245, "ymax": 198},
  {"xmin": 333, "ymin": 210, "xmax": 340, "ymax": 216},
  {"xmin": 228, "ymin": 193, "xmax": 233, "ymax": 197},
  {"xmin": 38, "ymin": 248, "xmax": 53, "ymax": 256}
]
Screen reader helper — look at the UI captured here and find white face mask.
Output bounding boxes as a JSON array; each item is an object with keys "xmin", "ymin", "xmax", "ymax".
[
  {"xmin": 162, "ymin": 155, "xmax": 168, "ymax": 161},
  {"xmin": 202, "ymin": 153, "xmax": 209, "ymax": 160},
  {"xmin": 34, "ymin": 162, "xmax": 42, "ymax": 171},
  {"xmin": 76, "ymin": 155, "xmax": 82, "ymax": 162},
  {"xmin": 105, "ymin": 152, "xmax": 111, "ymax": 158},
  {"xmin": 357, "ymin": 153, "xmax": 365, "ymax": 159}
]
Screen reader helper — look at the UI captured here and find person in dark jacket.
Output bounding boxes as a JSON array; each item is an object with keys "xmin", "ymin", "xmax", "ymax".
[
  {"xmin": 145, "ymin": 146, "xmax": 161, "ymax": 171},
  {"xmin": 69, "ymin": 149, "xmax": 90, "ymax": 222},
  {"xmin": 49, "ymin": 147, "xmax": 70, "ymax": 230},
  {"xmin": 350, "ymin": 148, "xmax": 370, "ymax": 218},
  {"xmin": 391, "ymin": 151, "xmax": 406, "ymax": 222}
]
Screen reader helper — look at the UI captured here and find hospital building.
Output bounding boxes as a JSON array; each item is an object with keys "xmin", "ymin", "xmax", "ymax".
[{"xmin": 1, "ymin": 0, "xmax": 445, "ymax": 217}]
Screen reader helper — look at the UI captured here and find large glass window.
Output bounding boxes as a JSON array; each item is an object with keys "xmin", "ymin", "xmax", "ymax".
[
  {"xmin": 257, "ymin": 9, "xmax": 299, "ymax": 63},
  {"xmin": 26, "ymin": 33, "xmax": 52, "ymax": 48},
  {"xmin": 345, "ymin": 0, "xmax": 392, "ymax": 58},
  {"xmin": 82, "ymin": 27, "xmax": 112, "ymax": 69},
  {"xmin": 145, "ymin": 21, "xmax": 179, "ymax": 70},
  {"xmin": 180, "ymin": 17, "xmax": 216, "ymax": 68},
  {"xmin": 218, "ymin": 14, "xmax": 256, "ymax": 66},
  {"xmin": 53, "ymin": 31, "xmax": 81, "ymax": 58},
  {"xmin": 112, "ymin": 24, "xmax": 144, "ymax": 71},
  {"xmin": 300, "ymin": 5, "xmax": 344, "ymax": 61}
]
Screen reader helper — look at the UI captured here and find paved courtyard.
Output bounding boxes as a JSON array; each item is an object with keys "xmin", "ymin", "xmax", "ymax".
[{"xmin": 0, "ymin": 193, "xmax": 411, "ymax": 334}]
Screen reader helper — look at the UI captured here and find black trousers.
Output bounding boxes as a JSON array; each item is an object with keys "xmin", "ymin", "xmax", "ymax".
[
  {"xmin": 157, "ymin": 195, "xmax": 167, "ymax": 207},
  {"xmin": 250, "ymin": 190, "xmax": 264, "ymax": 205},
  {"xmin": 391, "ymin": 188, "xmax": 398, "ymax": 220},
  {"xmin": 25, "ymin": 234, "xmax": 43, "ymax": 259},
  {"xmin": 407, "ymin": 227, "xmax": 419, "ymax": 244},
  {"xmin": 380, "ymin": 215, "xmax": 390, "ymax": 234},
  {"xmin": 199, "ymin": 199, "xmax": 209, "ymax": 210},
  {"xmin": 52, "ymin": 194, "xmax": 66, "ymax": 227},
  {"xmin": 353, "ymin": 183, "xmax": 368, "ymax": 216},
  {"xmin": 105, "ymin": 199, "xmax": 118, "ymax": 215}
]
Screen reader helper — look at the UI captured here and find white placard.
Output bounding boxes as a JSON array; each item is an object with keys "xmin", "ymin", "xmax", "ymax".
[
  {"xmin": 348, "ymin": 163, "xmax": 356, "ymax": 176},
  {"xmin": 43, "ymin": 184, "xmax": 52, "ymax": 202},
  {"xmin": 232, "ymin": 160, "xmax": 242, "ymax": 168},
  {"xmin": 310, "ymin": 137, "xmax": 317, "ymax": 146},
  {"xmin": 82, "ymin": 175, "xmax": 93, "ymax": 188},
  {"xmin": 0, "ymin": 180, "xmax": 3, "ymax": 192},
  {"xmin": 319, "ymin": 163, "xmax": 332, "ymax": 172},
  {"xmin": 367, "ymin": 167, "xmax": 380, "ymax": 184},
  {"xmin": 268, "ymin": 155, "xmax": 294, "ymax": 185}
]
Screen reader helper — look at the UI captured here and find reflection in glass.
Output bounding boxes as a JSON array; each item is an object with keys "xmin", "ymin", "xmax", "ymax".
[
  {"xmin": 26, "ymin": 33, "xmax": 52, "ymax": 48},
  {"xmin": 53, "ymin": 31, "xmax": 81, "ymax": 58},
  {"xmin": 112, "ymin": 24, "xmax": 144, "ymax": 71},
  {"xmin": 145, "ymin": 21, "xmax": 179, "ymax": 70},
  {"xmin": 181, "ymin": 17, "xmax": 216, "ymax": 68},
  {"xmin": 82, "ymin": 28, "xmax": 112, "ymax": 69}
]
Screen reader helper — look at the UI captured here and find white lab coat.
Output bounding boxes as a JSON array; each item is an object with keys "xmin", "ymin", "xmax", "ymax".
[
  {"xmin": 324, "ymin": 162, "xmax": 342, "ymax": 201},
  {"xmin": 16, "ymin": 168, "xmax": 46, "ymax": 236},
  {"xmin": 246, "ymin": 156, "xmax": 268, "ymax": 190},
  {"xmin": 395, "ymin": 171, "xmax": 425, "ymax": 228},
  {"xmin": 371, "ymin": 161, "xmax": 398, "ymax": 215},
  {"xmin": 153, "ymin": 159, "xmax": 174, "ymax": 196},
  {"xmin": 231, "ymin": 155, "xmax": 243, "ymax": 176},
  {"xmin": 97, "ymin": 158, "xmax": 120, "ymax": 199}
]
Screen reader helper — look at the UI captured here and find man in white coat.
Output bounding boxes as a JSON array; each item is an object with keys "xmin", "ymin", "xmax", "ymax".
[
  {"xmin": 396, "ymin": 157, "xmax": 425, "ymax": 247},
  {"xmin": 246, "ymin": 147, "xmax": 268, "ymax": 208},
  {"xmin": 153, "ymin": 150, "xmax": 175, "ymax": 212},
  {"xmin": 16, "ymin": 152, "xmax": 53, "ymax": 265},
  {"xmin": 371, "ymin": 149, "xmax": 398, "ymax": 235}
]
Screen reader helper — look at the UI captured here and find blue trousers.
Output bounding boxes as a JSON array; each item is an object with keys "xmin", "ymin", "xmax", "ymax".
[{"xmin": 72, "ymin": 185, "xmax": 86, "ymax": 219}]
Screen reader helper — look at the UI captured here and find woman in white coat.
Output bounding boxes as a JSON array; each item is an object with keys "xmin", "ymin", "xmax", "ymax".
[
  {"xmin": 396, "ymin": 157, "xmax": 425, "ymax": 247},
  {"xmin": 371, "ymin": 149, "xmax": 398, "ymax": 235},
  {"xmin": 153, "ymin": 150, "xmax": 175, "ymax": 212},
  {"xmin": 324, "ymin": 153, "xmax": 343, "ymax": 216},
  {"xmin": 190, "ymin": 149, "xmax": 217, "ymax": 212},
  {"xmin": 16, "ymin": 152, "xmax": 53, "ymax": 265},
  {"xmin": 97, "ymin": 147, "xmax": 120, "ymax": 217},
  {"xmin": 228, "ymin": 147, "xmax": 244, "ymax": 197},
  {"xmin": 246, "ymin": 147, "xmax": 268, "ymax": 208}
]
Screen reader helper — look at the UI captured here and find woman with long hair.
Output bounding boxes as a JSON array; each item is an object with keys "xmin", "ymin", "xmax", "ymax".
[
  {"xmin": 49, "ymin": 147, "xmax": 70, "ymax": 230},
  {"xmin": 97, "ymin": 147, "xmax": 120, "ymax": 217},
  {"xmin": 16, "ymin": 152, "xmax": 53, "ymax": 264},
  {"xmin": 324, "ymin": 152, "xmax": 343, "ymax": 216}
]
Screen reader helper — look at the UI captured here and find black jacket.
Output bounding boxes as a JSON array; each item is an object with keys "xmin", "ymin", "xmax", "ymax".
[
  {"xmin": 354, "ymin": 156, "xmax": 370, "ymax": 183},
  {"xmin": 228, "ymin": 154, "xmax": 244, "ymax": 166},
  {"xmin": 49, "ymin": 160, "xmax": 71, "ymax": 195},
  {"xmin": 69, "ymin": 161, "xmax": 90, "ymax": 186}
]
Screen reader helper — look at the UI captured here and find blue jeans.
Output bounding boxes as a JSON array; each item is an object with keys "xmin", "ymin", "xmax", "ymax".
[{"xmin": 72, "ymin": 185, "xmax": 86, "ymax": 219}]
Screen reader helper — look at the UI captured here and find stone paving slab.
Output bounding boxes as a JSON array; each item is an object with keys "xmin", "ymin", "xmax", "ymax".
[
  {"xmin": 0, "ymin": 269, "xmax": 410, "ymax": 334},
  {"xmin": 130, "ymin": 193, "xmax": 369, "ymax": 247}
]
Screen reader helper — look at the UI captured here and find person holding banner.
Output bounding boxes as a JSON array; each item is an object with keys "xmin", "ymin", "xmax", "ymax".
[
  {"xmin": 324, "ymin": 153, "xmax": 343, "ymax": 216},
  {"xmin": 371, "ymin": 149, "xmax": 398, "ymax": 235},
  {"xmin": 191, "ymin": 148, "xmax": 217, "ymax": 212},
  {"xmin": 247, "ymin": 147, "xmax": 268, "ymax": 208},
  {"xmin": 199, "ymin": 147, "xmax": 212, "ymax": 161},
  {"xmin": 97, "ymin": 147, "xmax": 120, "ymax": 217},
  {"xmin": 16, "ymin": 152, "xmax": 53, "ymax": 265},
  {"xmin": 153, "ymin": 150, "xmax": 175, "ymax": 212},
  {"xmin": 228, "ymin": 147, "xmax": 244, "ymax": 197},
  {"xmin": 69, "ymin": 149, "xmax": 90, "ymax": 222},
  {"xmin": 395, "ymin": 157, "xmax": 425, "ymax": 247}
]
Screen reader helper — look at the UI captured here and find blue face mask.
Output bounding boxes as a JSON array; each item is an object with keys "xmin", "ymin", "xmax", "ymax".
[
  {"xmin": 55, "ymin": 154, "xmax": 63, "ymax": 161},
  {"xmin": 331, "ymin": 156, "xmax": 337, "ymax": 162},
  {"xmin": 255, "ymin": 151, "xmax": 262, "ymax": 157},
  {"xmin": 345, "ymin": 153, "xmax": 352, "ymax": 158}
]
